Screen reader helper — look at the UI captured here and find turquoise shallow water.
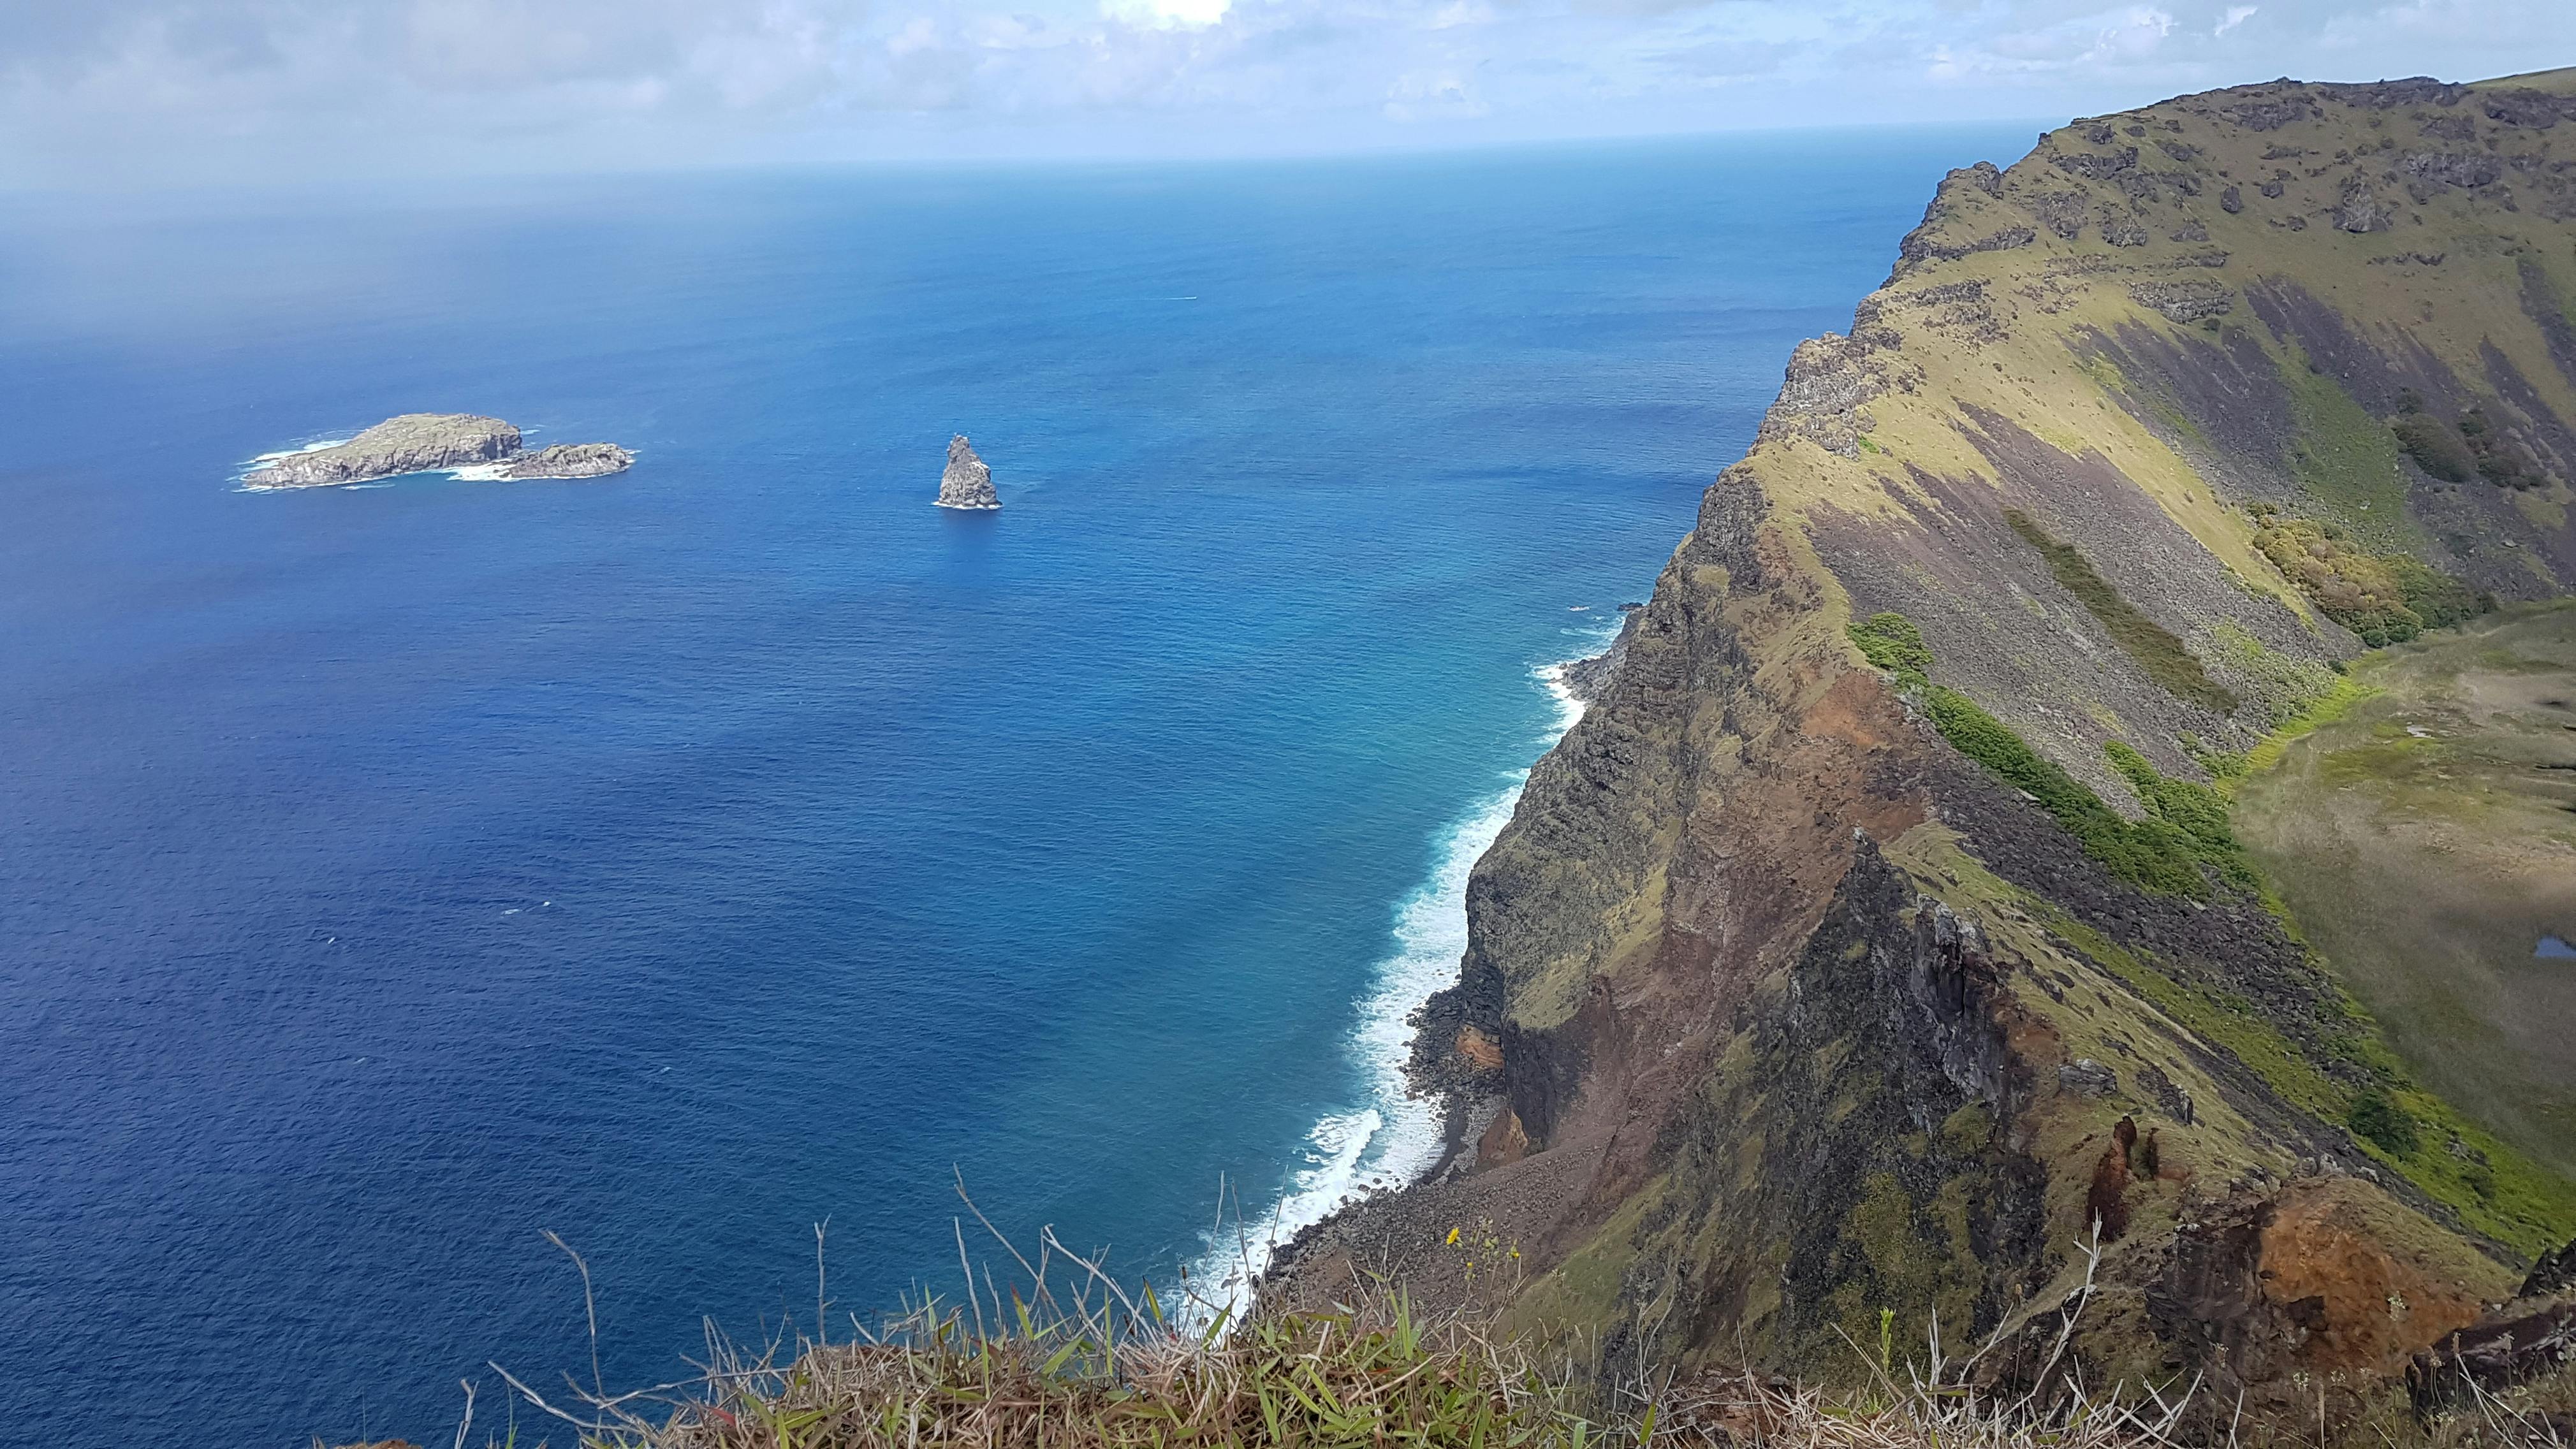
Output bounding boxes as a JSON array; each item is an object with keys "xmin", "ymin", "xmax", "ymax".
[{"xmin": 0, "ymin": 129, "xmax": 2022, "ymax": 1446}]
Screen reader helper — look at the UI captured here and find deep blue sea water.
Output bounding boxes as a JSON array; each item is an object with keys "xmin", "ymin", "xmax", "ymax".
[{"xmin": 0, "ymin": 129, "xmax": 2021, "ymax": 1446}]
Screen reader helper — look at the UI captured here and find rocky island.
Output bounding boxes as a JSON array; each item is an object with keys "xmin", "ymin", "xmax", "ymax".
[
  {"xmin": 242, "ymin": 413, "xmax": 633, "ymax": 488},
  {"xmin": 937, "ymin": 435, "xmax": 1000, "ymax": 509}
]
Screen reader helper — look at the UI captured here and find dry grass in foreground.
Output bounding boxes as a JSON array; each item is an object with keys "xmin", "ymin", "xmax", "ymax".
[
  {"xmin": 386, "ymin": 1209, "xmax": 2576, "ymax": 1449},
  {"xmin": 450, "ymin": 1210, "xmax": 2226, "ymax": 1449}
]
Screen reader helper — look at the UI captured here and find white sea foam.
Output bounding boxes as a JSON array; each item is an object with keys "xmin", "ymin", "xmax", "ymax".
[
  {"xmin": 246, "ymin": 437, "xmax": 352, "ymax": 465},
  {"xmin": 234, "ymin": 436, "xmax": 357, "ymax": 491},
  {"xmin": 1180, "ymin": 622, "xmax": 1616, "ymax": 1325}
]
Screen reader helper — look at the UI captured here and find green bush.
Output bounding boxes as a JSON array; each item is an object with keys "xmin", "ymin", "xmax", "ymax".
[
  {"xmin": 2105, "ymin": 742, "xmax": 2264, "ymax": 893},
  {"xmin": 2461, "ymin": 409, "xmax": 2548, "ymax": 490},
  {"xmin": 1925, "ymin": 688, "xmax": 2207, "ymax": 896},
  {"xmin": 2383, "ymin": 555, "xmax": 2488, "ymax": 630},
  {"xmin": 1847, "ymin": 612, "xmax": 1934, "ymax": 683},
  {"xmin": 2251, "ymin": 515, "xmax": 2487, "ymax": 647},
  {"xmin": 2350, "ymin": 1089, "xmax": 2422, "ymax": 1157},
  {"xmin": 2391, "ymin": 414, "xmax": 2476, "ymax": 483}
]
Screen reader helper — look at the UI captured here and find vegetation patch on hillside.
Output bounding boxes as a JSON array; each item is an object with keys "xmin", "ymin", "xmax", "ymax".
[
  {"xmin": 2280, "ymin": 348, "xmax": 2415, "ymax": 546},
  {"xmin": 1847, "ymin": 611, "xmax": 2260, "ymax": 898},
  {"xmin": 1923, "ymin": 685, "xmax": 2241, "ymax": 898},
  {"xmin": 1847, "ymin": 611, "xmax": 1933, "ymax": 684},
  {"xmin": 2002, "ymin": 509, "xmax": 2238, "ymax": 712},
  {"xmin": 2394, "ymin": 390, "xmax": 2552, "ymax": 491},
  {"xmin": 2392, "ymin": 410, "xmax": 2480, "ymax": 484},
  {"xmin": 2204, "ymin": 620, "xmax": 2343, "ymax": 730},
  {"xmin": 2103, "ymin": 741, "xmax": 2262, "ymax": 894},
  {"xmin": 2250, "ymin": 507, "xmax": 2487, "ymax": 646}
]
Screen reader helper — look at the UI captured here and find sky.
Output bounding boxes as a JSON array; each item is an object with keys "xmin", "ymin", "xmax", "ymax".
[{"xmin": 0, "ymin": 0, "xmax": 2567, "ymax": 186}]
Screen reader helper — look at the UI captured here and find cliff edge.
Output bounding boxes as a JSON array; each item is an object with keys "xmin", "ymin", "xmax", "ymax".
[{"xmin": 1271, "ymin": 67, "xmax": 2576, "ymax": 1424}]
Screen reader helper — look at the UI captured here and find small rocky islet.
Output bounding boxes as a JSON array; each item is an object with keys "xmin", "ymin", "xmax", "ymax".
[
  {"xmin": 243, "ymin": 413, "xmax": 633, "ymax": 488},
  {"xmin": 935, "ymin": 435, "xmax": 1000, "ymax": 509}
]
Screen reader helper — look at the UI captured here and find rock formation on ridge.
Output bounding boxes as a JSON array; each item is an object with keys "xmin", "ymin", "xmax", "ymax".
[
  {"xmin": 937, "ymin": 435, "xmax": 1000, "ymax": 510},
  {"xmin": 242, "ymin": 413, "xmax": 633, "ymax": 488},
  {"xmin": 1269, "ymin": 66, "xmax": 2576, "ymax": 1432}
]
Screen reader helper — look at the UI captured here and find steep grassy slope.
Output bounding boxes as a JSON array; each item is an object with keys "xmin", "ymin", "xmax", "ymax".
[{"xmin": 1271, "ymin": 69, "xmax": 2576, "ymax": 1425}]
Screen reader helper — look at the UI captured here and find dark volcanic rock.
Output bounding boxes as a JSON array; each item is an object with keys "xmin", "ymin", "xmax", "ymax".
[
  {"xmin": 1556, "ymin": 604, "xmax": 1643, "ymax": 704},
  {"xmin": 2130, "ymin": 279, "xmax": 2234, "ymax": 321}
]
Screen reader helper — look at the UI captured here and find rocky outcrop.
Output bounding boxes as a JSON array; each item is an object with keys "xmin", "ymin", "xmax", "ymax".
[
  {"xmin": 243, "ymin": 414, "xmax": 631, "ymax": 488},
  {"xmin": 1555, "ymin": 604, "xmax": 1642, "ymax": 703},
  {"xmin": 937, "ymin": 436, "xmax": 1000, "ymax": 510},
  {"xmin": 498, "ymin": 443, "xmax": 633, "ymax": 480},
  {"xmin": 245, "ymin": 414, "xmax": 519, "ymax": 488}
]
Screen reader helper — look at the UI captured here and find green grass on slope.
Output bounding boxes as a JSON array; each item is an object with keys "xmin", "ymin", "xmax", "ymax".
[
  {"xmin": 2002, "ymin": 509, "xmax": 2238, "ymax": 713},
  {"xmin": 2280, "ymin": 345, "xmax": 2417, "ymax": 550},
  {"xmin": 1921, "ymin": 683, "xmax": 2241, "ymax": 898},
  {"xmin": 1847, "ymin": 611, "xmax": 1934, "ymax": 682}
]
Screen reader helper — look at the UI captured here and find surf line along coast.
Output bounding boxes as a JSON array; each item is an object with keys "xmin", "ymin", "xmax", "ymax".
[{"xmin": 1184, "ymin": 609, "xmax": 1634, "ymax": 1322}]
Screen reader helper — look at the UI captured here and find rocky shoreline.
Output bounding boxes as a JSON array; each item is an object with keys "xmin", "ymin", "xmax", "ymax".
[
  {"xmin": 1257, "ymin": 620, "xmax": 1633, "ymax": 1308},
  {"xmin": 243, "ymin": 413, "xmax": 633, "ymax": 489}
]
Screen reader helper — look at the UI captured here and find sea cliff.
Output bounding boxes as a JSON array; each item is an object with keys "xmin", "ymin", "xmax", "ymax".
[{"xmin": 1271, "ymin": 66, "xmax": 2576, "ymax": 1424}]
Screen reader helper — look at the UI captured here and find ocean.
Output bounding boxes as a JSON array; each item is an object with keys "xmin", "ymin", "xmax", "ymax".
[{"xmin": 0, "ymin": 128, "xmax": 2023, "ymax": 1446}]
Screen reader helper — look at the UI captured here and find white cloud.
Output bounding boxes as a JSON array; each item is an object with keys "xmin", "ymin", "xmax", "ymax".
[
  {"xmin": 1383, "ymin": 66, "xmax": 1489, "ymax": 119},
  {"xmin": 0, "ymin": 0, "xmax": 2570, "ymax": 184},
  {"xmin": 1102, "ymin": 0, "xmax": 1234, "ymax": 30}
]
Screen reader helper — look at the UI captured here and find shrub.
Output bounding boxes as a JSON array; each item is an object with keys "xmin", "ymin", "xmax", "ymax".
[
  {"xmin": 2460, "ymin": 409, "xmax": 2548, "ymax": 490},
  {"xmin": 2392, "ymin": 414, "xmax": 2477, "ymax": 483},
  {"xmin": 2105, "ymin": 742, "xmax": 2264, "ymax": 893},
  {"xmin": 1926, "ymin": 688, "xmax": 2209, "ymax": 896},
  {"xmin": 2250, "ymin": 516, "xmax": 2486, "ymax": 647},
  {"xmin": 2351, "ymin": 1089, "xmax": 2422, "ymax": 1157},
  {"xmin": 1847, "ymin": 612, "xmax": 1933, "ymax": 685}
]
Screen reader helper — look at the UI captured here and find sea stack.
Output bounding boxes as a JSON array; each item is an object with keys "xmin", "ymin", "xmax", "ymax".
[{"xmin": 936, "ymin": 435, "xmax": 1000, "ymax": 510}]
